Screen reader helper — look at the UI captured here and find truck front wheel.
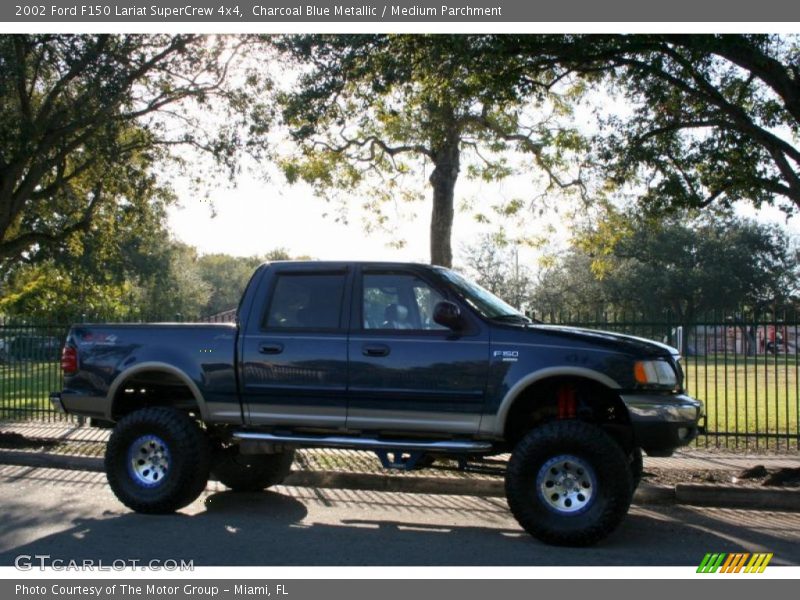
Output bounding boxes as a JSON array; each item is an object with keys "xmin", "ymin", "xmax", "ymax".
[
  {"xmin": 630, "ymin": 447, "xmax": 644, "ymax": 491},
  {"xmin": 105, "ymin": 407, "xmax": 211, "ymax": 513},
  {"xmin": 211, "ymin": 446, "xmax": 295, "ymax": 492},
  {"xmin": 505, "ymin": 421, "xmax": 633, "ymax": 546}
]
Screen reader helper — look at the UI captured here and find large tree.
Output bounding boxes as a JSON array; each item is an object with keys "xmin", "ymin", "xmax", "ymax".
[
  {"xmin": 0, "ymin": 176, "xmax": 173, "ymax": 322},
  {"xmin": 509, "ymin": 35, "xmax": 800, "ymax": 215},
  {"xmin": 0, "ymin": 34, "xmax": 268, "ymax": 267},
  {"xmin": 134, "ymin": 242, "xmax": 212, "ymax": 321},
  {"xmin": 529, "ymin": 251, "xmax": 607, "ymax": 319},
  {"xmin": 273, "ymin": 35, "xmax": 587, "ymax": 267}
]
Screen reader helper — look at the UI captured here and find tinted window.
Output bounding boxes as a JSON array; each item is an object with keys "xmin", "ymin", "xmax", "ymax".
[
  {"xmin": 363, "ymin": 273, "xmax": 447, "ymax": 330},
  {"xmin": 265, "ymin": 274, "xmax": 346, "ymax": 330}
]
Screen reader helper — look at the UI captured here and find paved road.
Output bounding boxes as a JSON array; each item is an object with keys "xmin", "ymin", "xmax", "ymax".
[{"xmin": 0, "ymin": 464, "xmax": 798, "ymax": 567}]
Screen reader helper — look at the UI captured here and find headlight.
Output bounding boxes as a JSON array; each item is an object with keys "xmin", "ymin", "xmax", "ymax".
[{"xmin": 634, "ymin": 360, "xmax": 677, "ymax": 387}]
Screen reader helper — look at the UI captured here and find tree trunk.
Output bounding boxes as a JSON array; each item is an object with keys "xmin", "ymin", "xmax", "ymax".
[{"xmin": 428, "ymin": 133, "xmax": 460, "ymax": 268}]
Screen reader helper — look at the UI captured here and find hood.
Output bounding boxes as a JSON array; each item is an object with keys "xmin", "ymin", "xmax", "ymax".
[{"xmin": 527, "ymin": 324, "xmax": 679, "ymax": 358}]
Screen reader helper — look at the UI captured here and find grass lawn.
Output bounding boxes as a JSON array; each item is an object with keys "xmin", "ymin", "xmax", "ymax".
[{"xmin": 683, "ymin": 354, "xmax": 799, "ymax": 447}]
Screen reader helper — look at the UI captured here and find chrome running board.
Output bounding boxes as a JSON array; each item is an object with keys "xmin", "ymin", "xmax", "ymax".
[{"xmin": 231, "ymin": 431, "xmax": 493, "ymax": 453}]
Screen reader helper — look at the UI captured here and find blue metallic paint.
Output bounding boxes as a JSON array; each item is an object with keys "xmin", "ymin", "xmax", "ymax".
[{"xmin": 58, "ymin": 261, "xmax": 696, "ymax": 453}]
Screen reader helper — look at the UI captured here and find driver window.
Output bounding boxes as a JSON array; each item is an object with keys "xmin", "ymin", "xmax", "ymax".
[{"xmin": 362, "ymin": 273, "xmax": 448, "ymax": 331}]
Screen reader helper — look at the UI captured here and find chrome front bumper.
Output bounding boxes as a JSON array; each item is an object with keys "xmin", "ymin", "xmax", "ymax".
[
  {"xmin": 620, "ymin": 393, "xmax": 704, "ymax": 423},
  {"xmin": 620, "ymin": 393, "xmax": 704, "ymax": 455}
]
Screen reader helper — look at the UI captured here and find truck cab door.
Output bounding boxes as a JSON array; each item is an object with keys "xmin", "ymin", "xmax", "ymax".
[
  {"xmin": 346, "ymin": 267, "xmax": 489, "ymax": 435},
  {"xmin": 239, "ymin": 265, "xmax": 351, "ymax": 430}
]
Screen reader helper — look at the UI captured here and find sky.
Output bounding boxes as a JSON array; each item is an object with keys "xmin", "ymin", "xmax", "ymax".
[
  {"xmin": 167, "ymin": 172, "xmax": 437, "ymax": 263},
  {"xmin": 166, "ymin": 155, "xmax": 800, "ymax": 269},
  {"xmin": 165, "ymin": 152, "xmax": 573, "ymax": 266}
]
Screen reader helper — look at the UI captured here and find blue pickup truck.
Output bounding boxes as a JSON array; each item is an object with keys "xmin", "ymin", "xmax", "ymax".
[{"xmin": 51, "ymin": 261, "xmax": 703, "ymax": 546}]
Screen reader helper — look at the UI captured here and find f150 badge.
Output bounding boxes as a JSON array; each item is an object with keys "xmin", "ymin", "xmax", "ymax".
[{"xmin": 493, "ymin": 350, "xmax": 519, "ymax": 362}]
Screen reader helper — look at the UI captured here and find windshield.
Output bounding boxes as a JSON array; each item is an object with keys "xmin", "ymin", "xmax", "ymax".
[{"xmin": 434, "ymin": 267, "xmax": 529, "ymax": 321}]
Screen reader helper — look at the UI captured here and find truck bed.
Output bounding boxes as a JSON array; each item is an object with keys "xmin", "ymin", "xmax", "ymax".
[{"xmin": 59, "ymin": 323, "xmax": 241, "ymax": 424}]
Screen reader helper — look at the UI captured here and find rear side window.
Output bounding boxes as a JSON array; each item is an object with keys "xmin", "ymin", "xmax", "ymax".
[{"xmin": 264, "ymin": 273, "xmax": 346, "ymax": 330}]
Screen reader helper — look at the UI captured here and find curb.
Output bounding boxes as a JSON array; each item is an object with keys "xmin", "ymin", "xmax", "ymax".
[
  {"xmin": 284, "ymin": 470, "xmax": 506, "ymax": 497},
  {"xmin": 0, "ymin": 450, "xmax": 103, "ymax": 472},
  {"xmin": 675, "ymin": 484, "xmax": 800, "ymax": 512},
  {"xmin": 1, "ymin": 449, "xmax": 798, "ymax": 511}
]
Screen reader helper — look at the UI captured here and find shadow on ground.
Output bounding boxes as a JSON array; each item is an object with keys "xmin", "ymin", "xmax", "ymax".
[{"xmin": 0, "ymin": 478, "xmax": 799, "ymax": 567}]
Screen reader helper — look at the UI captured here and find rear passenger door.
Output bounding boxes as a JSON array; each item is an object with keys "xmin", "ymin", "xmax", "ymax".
[
  {"xmin": 347, "ymin": 267, "xmax": 489, "ymax": 435},
  {"xmin": 240, "ymin": 266, "xmax": 351, "ymax": 429}
]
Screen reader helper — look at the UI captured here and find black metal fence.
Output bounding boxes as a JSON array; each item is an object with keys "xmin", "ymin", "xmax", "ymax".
[
  {"xmin": 537, "ymin": 310, "xmax": 799, "ymax": 451},
  {"xmin": 0, "ymin": 320, "xmax": 69, "ymax": 422},
  {"xmin": 1, "ymin": 311, "xmax": 798, "ymax": 451}
]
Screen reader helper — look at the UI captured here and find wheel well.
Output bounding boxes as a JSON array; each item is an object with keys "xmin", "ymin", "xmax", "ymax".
[
  {"xmin": 111, "ymin": 370, "xmax": 202, "ymax": 421},
  {"xmin": 503, "ymin": 376, "xmax": 633, "ymax": 450}
]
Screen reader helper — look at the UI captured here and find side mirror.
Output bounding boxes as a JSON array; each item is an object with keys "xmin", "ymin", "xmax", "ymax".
[{"xmin": 433, "ymin": 301, "xmax": 463, "ymax": 330}]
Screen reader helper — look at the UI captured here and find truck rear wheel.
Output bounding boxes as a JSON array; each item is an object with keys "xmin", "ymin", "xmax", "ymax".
[
  {"xmin": 505, "ymin": 421, "xmax": 632, "ymax": 546},
  {"xmin": 105, "ymin": 407, "xmax": 210, "ymax": 513},
  {"xmin": 211, "ymin": 446, "xmax": 295, "ymax": 492}
]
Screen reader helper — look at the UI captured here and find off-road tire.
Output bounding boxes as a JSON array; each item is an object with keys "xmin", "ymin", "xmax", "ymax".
[
  {"xmin": 212, "ymin": 446, "xmax": 295, "ymax": 492},
  {"xmin": 630, "ymin": 447, "xmax": 644, "ymax": 491},
  {"xmin": 505, "ymin": 420, "xmax": 633, "ymax": 547},
  {"xmin": 105, "ymin": 407, "xmax": 211, "ymax": 513}
]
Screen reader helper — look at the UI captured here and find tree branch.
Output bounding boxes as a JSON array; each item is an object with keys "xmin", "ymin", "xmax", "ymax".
[{"xmin": 0, "ymin": 182, "xmax": 105, "ymax": 262}]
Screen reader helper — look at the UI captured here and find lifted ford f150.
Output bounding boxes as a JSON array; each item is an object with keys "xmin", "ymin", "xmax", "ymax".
[{"xmin": 51, "ymin": 261, "xmax": 703, "ymax": 546}]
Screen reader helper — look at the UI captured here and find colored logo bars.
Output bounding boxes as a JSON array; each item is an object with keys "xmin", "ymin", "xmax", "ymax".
[{"xmin": 697, "ymin": 553, "xmax": 773, "ymax": 573}]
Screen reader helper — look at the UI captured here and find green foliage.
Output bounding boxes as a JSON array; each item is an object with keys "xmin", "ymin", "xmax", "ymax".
[
  {"xmin": 0, "ymin": 261, "xmax": 134, "ymax": 323},
  {"xmin": 132, "ymin": 242, "xmax": 212, "ymax": 321},
  {"xmin": 0, "ymin": 231, "xmax": 303, "ymax": 321},
  {"xmin": 0, "ymin": 161, "xmax": 176, "ymax": 322},
  {"xmin": 0, "ymin": 34, "xmax": 270, "ymax": 267},
  {"xmin": 529, "ymin": 252, "xmax": 608, "ymax": 319},
  {"xmin": 532, "ymin": 210, "xmax": 799, "ymax": 320},
  {"xmin": 0, "ymin": 230, "xmax": 208, "ymax": 323},
  {"xmin": 196, "ymin": 253, "xmax": 265, "ymax": 316}
]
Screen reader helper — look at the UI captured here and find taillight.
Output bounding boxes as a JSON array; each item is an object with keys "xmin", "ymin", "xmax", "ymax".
[{"xmin": 61, "ymin": 345, "xmax": 78, "ymax": 374}]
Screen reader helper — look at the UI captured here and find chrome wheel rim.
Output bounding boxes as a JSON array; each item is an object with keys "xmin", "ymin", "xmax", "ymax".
[
  {"xmin": 536, "ymin": 454, "xmax": 596, "ymax": 515},
  {"xmin": 127, "ymin": 434, "xmax": 170, "ymax": 488}
]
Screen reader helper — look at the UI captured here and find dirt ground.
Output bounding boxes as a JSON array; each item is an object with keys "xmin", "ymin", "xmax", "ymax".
[{"xmin": 643, "ymin": 465, "xmax": 800, "ymax": 488}]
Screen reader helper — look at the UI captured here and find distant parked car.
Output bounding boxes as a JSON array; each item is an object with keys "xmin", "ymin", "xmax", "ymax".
[{"xmin": 7, "ymin": 335, "xmax": 61, "ymax": 361}]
